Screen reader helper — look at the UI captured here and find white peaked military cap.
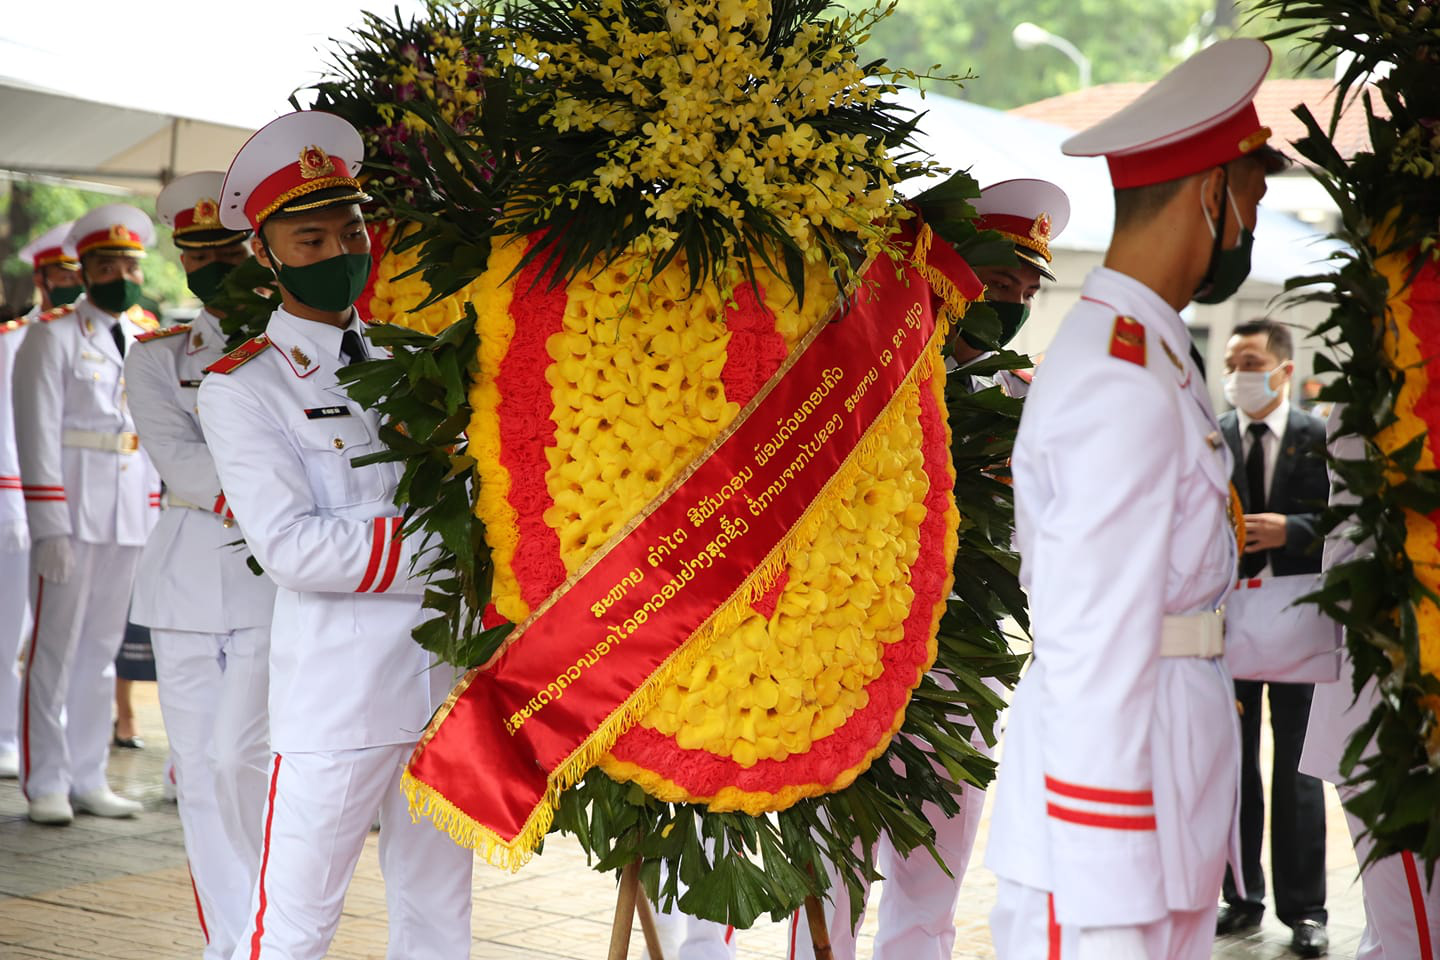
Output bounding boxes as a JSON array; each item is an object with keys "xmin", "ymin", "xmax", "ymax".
[
  {"xmin": 65, "ymin": 204, "xmax": 155, "ymax": 259},
  {"xmin": 1062, "ymin": 38, "xmax": 1288, "ymax": 188},
  {"xmin": 973, "ymin": 179, "xmax": 1071, "ymax": 281},
  {"xmin": 18, "ymin": 221, "xmax": 79, "ymax": 269},
  {"xmin": 220, "ymin": 111, "xmax": 370, "ymax": 232},
  {"xmin": 158, "ymin": 171, "xmax": 252, "ymax": 249}
]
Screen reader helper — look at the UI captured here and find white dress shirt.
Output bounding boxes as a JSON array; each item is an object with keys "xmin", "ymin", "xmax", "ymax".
[
  {"xmin": 1235, "ymin": 393, "xmax": 1291, "ymax": 578},
  {"xmin": 1235, "ymin": 392, "xmax": 1291, "ymax": 500}
]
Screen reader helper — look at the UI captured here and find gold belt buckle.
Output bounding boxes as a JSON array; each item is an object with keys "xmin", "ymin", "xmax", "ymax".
[{"xmin": 118, "ymin": 432, "xmax": 139, "ymax": 454}]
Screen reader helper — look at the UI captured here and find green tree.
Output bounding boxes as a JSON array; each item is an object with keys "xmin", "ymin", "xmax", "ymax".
[
  {"xmin": 0, "ymin": 181, "xmax": 194, "ymax": 317},
  {"xmin": 848, "ymin": 0, "xmax": 1324, "ymax": 109}
]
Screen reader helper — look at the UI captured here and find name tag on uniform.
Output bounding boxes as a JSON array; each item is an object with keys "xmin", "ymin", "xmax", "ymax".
[
  {"xmin": 305, "ymin": 406, "xmax": 351, "ymax": 420},
  {"xmin": 80, "ymin": 349, "xmax": 106, "ymax": 363},
  {"xmin": 179, "ymin": 379, "xmax": 203, "ymax": 388}
]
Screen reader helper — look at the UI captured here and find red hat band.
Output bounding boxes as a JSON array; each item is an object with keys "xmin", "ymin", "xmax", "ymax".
[
  {"xmin": 245, "ymin": 145, "xmax": 360, "ymax": 230},
  {"xmin": 975, "ymin": 212, "xmax": 1053, "ymax": 262},
  {"xmin": 174, "ymin": 197, "xmax": 223, "ymax": 235},
  {"xmin": 75, "ymin": 224, "xmax": 145, "ymax": 258},
  {"xmin": 32, "ymin": 246, "xmax": 77, "ymax": 268},
  {"xmin": 1107, "ymin": 102, "xmax": 1271, "ymax": 189}
]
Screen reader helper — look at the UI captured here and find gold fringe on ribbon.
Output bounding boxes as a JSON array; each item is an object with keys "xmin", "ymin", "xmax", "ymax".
[{"xmin": 405, "ymin": 230, "xmax": 971, "ymax": 870}]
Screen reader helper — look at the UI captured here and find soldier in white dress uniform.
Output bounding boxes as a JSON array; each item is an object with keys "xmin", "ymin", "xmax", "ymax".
[
  {"xmin": 197, "ymin": 111, "xmax": 473, "ymax": 960},
  {"xmin": 1, "ymin": 222, "xmax": 81, "ymax": 779},
  {"xmin": 126, "ymin": 171, "xmax": 276, "ymax": 960},
  {"xmin": 933, "ymin": 177, "xmax": 1072, "ymax": 399},
  {"xmin": 785, "ymin": 178, "xmax": 1070, "ymax": 960},
  {"xmin": 1299, "ymin": 409, "xmax": 1440, "ymax": 958},
  {"xmin": 984, "ymin": 39, "xmax": 1288, "ymax": 960},
  {"xmin": 13, "ymin": 204, "xmax": 163, "ymax": 824}
]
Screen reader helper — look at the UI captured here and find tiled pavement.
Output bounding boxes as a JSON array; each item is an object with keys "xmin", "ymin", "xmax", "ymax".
[{"xmin": 1, "ymin": 683, "xmax": 1367, "ymax": 959}]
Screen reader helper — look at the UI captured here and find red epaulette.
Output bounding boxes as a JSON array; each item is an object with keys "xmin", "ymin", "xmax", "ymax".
[
  {"xmin": 1, "ymin": 316, "xmax": 28, "ymax": 334},
  {"xmin": 36, "ymin": 304, "xmax": 76, "ymax": 324},
  {"xmin": 1011, "ymin": 368, "xmax": 1033, "ymax": 384},
  {"xmin": 205, "ymin": 335, "xmax": 272, "ymax": 375},
  {"xmin": 135, "ymin": 323, "xmax": 191, "ymax": 344},
  {"xmin": 1108, "ymin": 315, "xmax": 1146, "ymax": 366}
]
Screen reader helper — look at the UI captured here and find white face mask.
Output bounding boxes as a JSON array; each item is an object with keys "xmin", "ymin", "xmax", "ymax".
[{"xmin": 1223, "ymin": 365, "xmax": 1289, "ymax": 415}]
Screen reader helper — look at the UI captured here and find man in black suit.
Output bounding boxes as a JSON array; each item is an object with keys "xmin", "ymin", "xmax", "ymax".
[{"xmin": 1215, "ymin": 319, "xmax": 1330, "ymax": 957}]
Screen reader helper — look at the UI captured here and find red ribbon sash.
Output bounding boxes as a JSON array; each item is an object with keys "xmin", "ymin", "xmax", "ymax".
[{"xmin": 406, "ymin": 221, "xmax": 981, "ymax": 860}]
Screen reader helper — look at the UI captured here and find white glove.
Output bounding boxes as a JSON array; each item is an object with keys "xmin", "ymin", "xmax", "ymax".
[
  {"xmin": 33, "ymin": 536, "xmax": 76, "ymax": 583},
  {"xmin": 1076, "ymin": 925, "xmax": 1149, "ymax": 960},
  {"xmin": 0, "ymin": 519, "xmax": 28, "ymax": 554}
]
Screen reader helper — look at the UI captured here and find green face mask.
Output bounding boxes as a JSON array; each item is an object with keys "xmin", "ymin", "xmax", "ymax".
[
  {"xmin": 186, "ymin": 261, "xmax": 236, "ymax": 304},
  {"xmin": 1193, "ymin": 184, "xmax": 1255, "ymax": 306},
  {"xmin": 962, "ymin": 301, "xmax": 1031, "ymax": 351},
  {"xmin": 87, "ymin": 277, "xmax": 144, "ymax": 314},
  {"xmin": 47, "ymin": 281, "xmax": 84, "ymax": 307},
  {"xmin": 272, "ymin": 251, "xmax": 371, "ymax": 313}
]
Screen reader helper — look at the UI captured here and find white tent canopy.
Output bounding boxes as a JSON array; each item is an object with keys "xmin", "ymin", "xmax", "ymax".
[
  {"xmin": 0, "ymin": 0, "xmax": 427, "ymax": 194},
  {"xmin": 0, "ymin": 78, "xmax": 253, "ymax": 195}
]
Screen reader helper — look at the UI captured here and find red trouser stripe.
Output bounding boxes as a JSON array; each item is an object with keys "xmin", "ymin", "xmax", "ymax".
[
  {"xmin": 724, "ymin": 924, "xmax": 734, "ymax": 944},
  {"xmin": 1403, "ymin": 851, "xmax": 1434, "ymax": 960},
  {"xmin": 188, "ymin": 863, "xmax": 211, "ymax": 945},
  {"xmin": 20, "ymin": 577, "xmax": 44, "ymax": 800},
  {"xmin": 373, "ymin": 517, "xmax": 404, "ymax": 593},
  {"xmin": 356, "ymin": 517, "xmax": 385, "ymax": 592},
  {"xmin": 1047, "ymin": 803, "xmax": 1157, "ymax": 831},
  {"xmin": 1044, "ymin": 775, "xmax": 1153, "ymax": 806},
  {"xmin": 214, "ymin": 493, "xmax": 227, "ymax": 515},
  {"xmin": 249, "ymin": 755, "xmax": 282, "ymax": 960},
  {"xmin": 788, "ymin": 910, "xmax": 800, "ymax": 960},
  {"xmin": 1047, "ymin": 893, "xmax": 1061, "ymax": 960}
]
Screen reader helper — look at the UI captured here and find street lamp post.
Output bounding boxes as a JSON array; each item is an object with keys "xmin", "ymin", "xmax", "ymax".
[{"xmin": 1012, "ymin": 22, "xmax": 1093, "ymax": 89}]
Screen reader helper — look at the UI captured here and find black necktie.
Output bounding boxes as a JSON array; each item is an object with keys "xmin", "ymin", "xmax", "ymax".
[
  {"xmin": 340, "ymin": 329, "xmax": 367, "ymax": 367},
  {"xmin": 1189, "ymin": 343, "xmax": 1207, "ymax": 381},
  {"xmin": 109, "ymin": 322, "xmax": 126, "ymax": 359},
  {"xmin": 1241, "ymin": 421, "xmax": 1268, "ymax": 577}
]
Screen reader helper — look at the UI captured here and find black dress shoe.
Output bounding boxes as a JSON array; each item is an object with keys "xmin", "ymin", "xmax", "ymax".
[
  {"xmin": 1215, "ymin": 903, "xmax": 1264, "ymax": 936},
  {"xmin": 1291, "ymin": 920, "xmax": 1328, "ymax": 958},
  {"xmin": 112, "ymin": 723, "xmax": 144, "ymax": 750}
]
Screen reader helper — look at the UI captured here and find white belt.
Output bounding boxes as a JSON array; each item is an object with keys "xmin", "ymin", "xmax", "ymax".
[
  {"xmin": 1159, "ymin": 609, "xmax": 1225, "ymax": 658},
  {"xmin": 62, "ymin": 429, "xmax": 139, "ymax": 454}
]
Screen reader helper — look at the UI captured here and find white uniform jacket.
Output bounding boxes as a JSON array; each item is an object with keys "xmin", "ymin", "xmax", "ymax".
[
  {"xmin": 12, "ymin": 296, "xmax": 160, "ymax": 546},
  {"xmin": 986, "ymin": 267, "xmax": 1241, "ymax": 928},
  {"xmin": 0, "ymin": 309, "xmax": 32, "ymax": 540},
  {"xmin": 197, "ymin": 306, "xmax": 438, "ymax": 753},
  {"xmin": 126, "ymin": 309, "xmax": 276, "ymax": 633}
]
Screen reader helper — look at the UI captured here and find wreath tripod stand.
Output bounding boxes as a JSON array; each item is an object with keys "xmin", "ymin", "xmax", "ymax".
[{"xmin": 606, "ymin": 861, "xmax": 833, "ymax": 960}]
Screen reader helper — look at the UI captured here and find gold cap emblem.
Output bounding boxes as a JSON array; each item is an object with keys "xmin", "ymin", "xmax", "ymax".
[
  {"xmin": 1031, "ymin": 212, "xmax": 1052, "ymax": 244},
  {"xmin": 290, "ymin": 346, "xmax": 312, "ymax": 368},
  {"xmin": 192, "ymin": 198, "xmax": 220, "ymax": 228},
  {"xmin": 108, "ymin": 223, "xmax": 134, "ymax": 244},
  {"xmin": 298, "ymin": 145, "xmax": 336, "ymax": 180}
]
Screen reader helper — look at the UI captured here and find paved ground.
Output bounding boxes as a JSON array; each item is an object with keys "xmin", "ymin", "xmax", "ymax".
[{"xmin": 0, "ymin": 683, "xmax": 1367, "ymax": 959}]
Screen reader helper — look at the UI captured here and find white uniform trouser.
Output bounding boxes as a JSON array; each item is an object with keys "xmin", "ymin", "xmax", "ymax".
[
  {"xmin": 0, "ymin": 544, "xmax": 28, "ymax": 756},
  {"xmin": 786, "ymin": 779, "xmax": 986, "ymax": 960},
  {"xmin": 236, "ymin": 744, "xmax": 474, "ymax": 960},
  {"xmin": 19, "ymin": 541, "xmax": 140, "ymax": 799},
  {"xmin": 990, "ymin": 879, "xmax": 1216, "ymax": 960},
  {"xmin": 152, "ymin": 627, "xmax": 270, "ymax": 960},
  {"xmin": 646, "ymin": 905, "xmax": 736, "ymax": 960},
  {"xmin": 1341, "ymin": 789, "xmax": 1440, "ymax": 960},
  {"xmin": 645, "ymin": 833, "xmax": 737, "ymax": 960}
]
